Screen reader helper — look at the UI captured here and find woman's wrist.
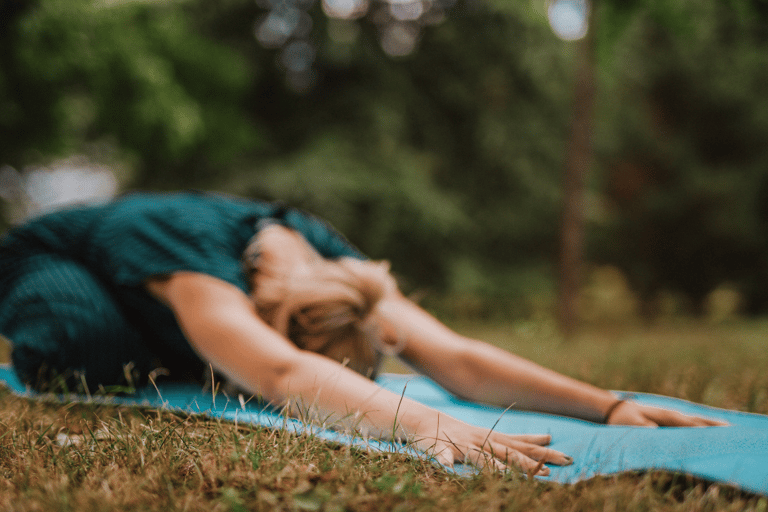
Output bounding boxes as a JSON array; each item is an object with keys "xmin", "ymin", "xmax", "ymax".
[{"xmin": 602, "ymin": 398, "xmax": 627, "ymax": 424}]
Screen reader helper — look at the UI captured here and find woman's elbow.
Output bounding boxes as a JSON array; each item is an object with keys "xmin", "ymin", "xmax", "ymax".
[{"xmin": 425, "ymin": 339, "xmax": 488, "ymax": 400}]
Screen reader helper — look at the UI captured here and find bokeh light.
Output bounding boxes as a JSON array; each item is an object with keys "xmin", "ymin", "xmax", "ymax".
[
  {"xmin": 281, "ymin": 39, "xmax": 316, "ymax": 73},
  {"xmin": 322, "ymin": 0, "xmax": 369, "ymax": 19},
  {"xmin": 255, "ymin": 0, "xmax": 460, "ymax": 91},
  {"xmin": 547, "ymin": 0, "xmax": 589, "ymax": 41},
  {"xmin": 380, "ymin": 22, "xmax": 419, "ymax": 57},
  {"xmin": 389, "ymin": 0, "xmax": 424, "ymax": 22},
  {"xmin": 255, "ymin": 7, "xmax": 302, "ymax": 48}
]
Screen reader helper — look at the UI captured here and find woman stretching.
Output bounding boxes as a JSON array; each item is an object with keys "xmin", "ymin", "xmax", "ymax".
[{"xmin": 0, "ymin": 191, "xmax": 724, "ymax": 475}]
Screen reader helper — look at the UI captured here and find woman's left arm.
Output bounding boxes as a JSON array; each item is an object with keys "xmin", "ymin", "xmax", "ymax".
[{"xmin": 377, "ymin": 294, "xmax": 726, "ymax": 427}]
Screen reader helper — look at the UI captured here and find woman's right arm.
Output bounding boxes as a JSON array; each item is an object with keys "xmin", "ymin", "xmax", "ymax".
[
  {"xmin": 375, "ymin": 294, "xmax": 727, "ymax": 427},
  {"xmin": 146, "ymin": 272, "xmax": 571, "ymax": 474}
]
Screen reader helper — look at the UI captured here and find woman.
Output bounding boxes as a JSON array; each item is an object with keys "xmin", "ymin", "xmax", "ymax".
[{"xmin": 0, "ymin": 191, "xmax": 724, "ymax": 476}]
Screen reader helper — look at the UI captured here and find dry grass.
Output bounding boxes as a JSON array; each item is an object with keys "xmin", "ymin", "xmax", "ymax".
[{"xmin": 2, "ymin": 320, "xmax": 768, "ymax": 511}]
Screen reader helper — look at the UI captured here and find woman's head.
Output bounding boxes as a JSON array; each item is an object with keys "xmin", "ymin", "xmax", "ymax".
[{"xmin": 245, "ymin": 225, "xmax": 398, "ymax": 379}]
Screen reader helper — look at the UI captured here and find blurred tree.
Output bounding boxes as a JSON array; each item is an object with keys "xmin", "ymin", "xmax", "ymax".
[
  {"xmin": 555, "ymin": 0, "xmax": 597, "ymax": 338},
  {"xmin": 552, "ymin": 0, "xmax": 768, "ymax": 328},
  {"xmin": 0, "ymin": 0, "xmax": 572, "ymax": 310},
  {"xmin": 3, "ymin": 0, "xmax": 768, "ymax": 319},
  {"xmin": 556, "ymin": 0, "xmax": 694, "ymax": 333},
  {"xmin": 0, "ymin": 0, "xmax": 264, "ymax": 187},
  {"xmin": 590, "ymin": 0, "xmax": 768, "ymax": 314},
  {"xmin": 219, "ymin": 0, "xmax": 573, "ymax": 299}
]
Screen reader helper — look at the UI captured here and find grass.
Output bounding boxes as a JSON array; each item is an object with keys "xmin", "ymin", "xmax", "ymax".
[{"xmin": 1, "ymin": 319, "xmax": 768, "ymax": 511}]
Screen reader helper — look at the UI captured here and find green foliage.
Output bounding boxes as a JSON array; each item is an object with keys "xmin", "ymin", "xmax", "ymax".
[
  {"xmin": 589, "ymin": 0, "xmax": 768, "ymax": 312},
  {"xmin": 0, "ymin": 0, "xmax": 262, "ymax": 184},
  {"xmin": 0, "ymin": 0, "xmax": 572, "ymax": 303},
  {"xmin": 211, "ymin": 0, "xmax": 574, "ymax": 298},
  {"xmin": 3, "ymin": 0, "xmax": 768, "ymax": 314}
]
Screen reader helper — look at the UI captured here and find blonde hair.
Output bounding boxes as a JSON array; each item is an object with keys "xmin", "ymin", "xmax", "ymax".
[{"xmin": 245, "ymin": 224, "xmax": 398, "ymax": 379}]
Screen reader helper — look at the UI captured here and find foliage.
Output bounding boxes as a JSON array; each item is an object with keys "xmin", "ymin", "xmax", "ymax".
[
  {"xmin": 1, "ymin": 0, "xmax": 573, "ymax": 305},
  {"xmin": 0, "ymin": 0, "xmax": 263, "ymax": 184},
  {"xmin": 2, "ymin": 0, "xmax": 768, "ymax": 315},
  {"xmin": 589, "ymin": 0, "xmax": 768, "ymax": 313},
  {"xmin": 227, "ymin": 2, "xmax": 573, "ymax": 295}
]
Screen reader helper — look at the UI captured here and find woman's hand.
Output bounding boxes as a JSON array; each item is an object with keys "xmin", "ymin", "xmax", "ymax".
[
  {"xmin": 415, "ymin": 417, "xmax": 573, "ymax": 476},
  {"xmin": 606, "ymin": 401, "xmax": 729, "ymax": 427}
]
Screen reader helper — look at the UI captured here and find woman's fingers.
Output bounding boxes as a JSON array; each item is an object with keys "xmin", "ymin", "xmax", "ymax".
[
  {"xmin": 485, "ymin": 448, "xmax": 549, "ymax": 475},
  {"xmin": 657, "ymin": 410, "xmax": 729, "ymax": 427},
  {"xmin": 473, "ymin": 436, "xmax": 571, "ymax": 473},
  {"xmin": 506, "ymin": 433, "xmax": 552, "ymax": 446},
  {"xmin": 638, "ymin": 404, "xmax": 728, "ymax": 427},
  {"xmin": 431, "ymin": 436, "xmax": 567, "ymax": 476},
  {"xmin": 425, "ymin": 421, "xmax": 571, "ymax": 475},
  {"xmin": 512, "ymin": 443, "xmax": 573, "ymax": 466},
  {"xmin": 432, "ymin": 441, "xmax": 456, "ymax": 468},
  {"xmin": 464, "ymin": 444, "xmax": 550, "ymax": 475},
  {"xmin": 499, "ymin": 440, "xmax": 573, "ymax": 466},
  {"xmin": 485, "ymin": 432, "xmax": 571, "ymax": 466},
  {"xmin": 462, "ymin": 448, "xmax": 513, "ymax": 472},
  {"xmin": 609, "ymin": 402, "xmax": 730, "ymax": 427}
]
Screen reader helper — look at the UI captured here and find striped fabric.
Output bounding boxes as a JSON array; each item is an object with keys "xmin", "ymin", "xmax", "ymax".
[
  {"xmin": 0, "ymin": 191, "xmax": 364, "ymax": 389},
  {"xmin": 5, "ymin": 253, "xmax": 156, "ymax": 390}
]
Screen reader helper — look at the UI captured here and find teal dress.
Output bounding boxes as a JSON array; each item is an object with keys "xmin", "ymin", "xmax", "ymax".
[{"xmin": 0, "ymin": 191, "xmax": 364, "ymax": 389}]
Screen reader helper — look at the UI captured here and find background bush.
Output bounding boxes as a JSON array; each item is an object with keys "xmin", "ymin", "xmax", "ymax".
[{"xmin": 2, "ymin": 0, "xmax": 767, "ymax": 318}]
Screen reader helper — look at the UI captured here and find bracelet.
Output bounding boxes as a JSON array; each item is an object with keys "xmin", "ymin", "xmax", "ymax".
[{"xmin": 602, "ymin": 399, "xmax": 626, "ymax": 424}]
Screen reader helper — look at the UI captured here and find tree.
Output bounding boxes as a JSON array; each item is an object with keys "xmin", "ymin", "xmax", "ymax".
[
  {"xmin": 590, "ymin": 0, "xmax": 768, "ymax": 315},
  {"xmin": 0, "ymin": 0, "xmax": 264, "ymax": 186},
  {"xmin": 0, "ymin": 0, "xmax": 572, "ymax": 307}
]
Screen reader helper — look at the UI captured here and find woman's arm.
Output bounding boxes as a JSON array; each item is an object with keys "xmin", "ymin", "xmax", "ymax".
[
  {"xmin": 146, "ymin": 272, "xmax": 572, "ymax": 473},
  {"xmin": 377, "ymin": 293, "xmax": 726, "ymax": 427}
]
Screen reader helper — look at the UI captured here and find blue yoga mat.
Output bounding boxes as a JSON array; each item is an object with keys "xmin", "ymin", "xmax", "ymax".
[{"xmin": 1, "ymin": 365, "xmax": 766, "ymax": 495}]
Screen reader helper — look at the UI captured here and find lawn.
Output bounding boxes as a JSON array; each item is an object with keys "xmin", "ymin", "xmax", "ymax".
[{"xmin": 1, "ymin": 319, "xmax": 767, "ymax": 511}]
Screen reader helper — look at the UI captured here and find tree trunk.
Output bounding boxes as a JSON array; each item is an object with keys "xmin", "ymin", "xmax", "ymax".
[{"xmin": 557, "ymin": 1, "xmax": 596, "ymax": 339}]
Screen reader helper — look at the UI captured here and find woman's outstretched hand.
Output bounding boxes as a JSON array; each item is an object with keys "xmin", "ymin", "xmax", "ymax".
[
  {"xmin": 416, "ymin": 418, "xmax": 573, "ymax": 476},
  {"xmin": 606, "ymin": 401, "xmax": 729, "ymax": 427}
]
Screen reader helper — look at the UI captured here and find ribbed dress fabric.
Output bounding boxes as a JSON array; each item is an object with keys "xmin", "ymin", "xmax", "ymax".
[{"xmin": 0, "ymin": 191, "xmax": 363, "ymax": 389}]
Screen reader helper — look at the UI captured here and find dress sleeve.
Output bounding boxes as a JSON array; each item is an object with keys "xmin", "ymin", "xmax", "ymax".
[{"xmin": 89, "ymin": 194, "xmax": 250, "ymax": 292}]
